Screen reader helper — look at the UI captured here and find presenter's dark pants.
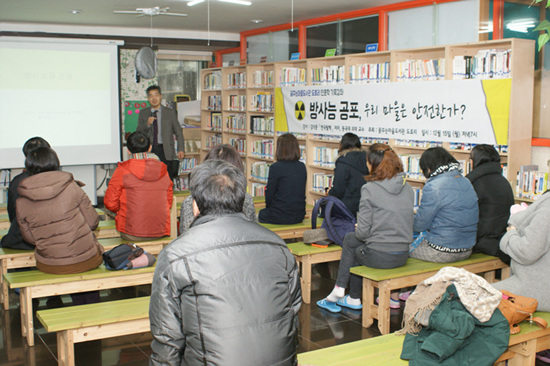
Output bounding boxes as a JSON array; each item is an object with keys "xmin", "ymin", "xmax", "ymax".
[{"xmin": 152, "ymin": 144, "xmax": 180, "ymax": 181}]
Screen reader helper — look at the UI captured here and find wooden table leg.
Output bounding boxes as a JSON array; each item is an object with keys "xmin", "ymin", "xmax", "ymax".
[
  {"xmin": 507, "ymin": 339, "xmax": 537, "ymax": 366},
  {"xmin": 362, "ymin": 278, "xmax": 375, "ymax": 328},
  {"xmin": 483, "ymin": 270, "xmax": 496, "ymax": 283},
  {"xmin": 301, "ymin": 255, "xmax": 312, "ymax": 304},
  {"xmin": 378, "ymin": 280, "xmax": 391, "ymax": 335},
  {"xmin": 501, "ymin": 267, "xmax": 511, "ymax": 280},
  {"xmin": 58, "ymin": 330, "xmax": 75, "ymax": 366},
  {"xmin": 20, "ymin": 288, "xmax": 34, "ymax": 346},
  {"xmin": 1, "ymin": 259, "xmax": 8, "ymax": 310}
]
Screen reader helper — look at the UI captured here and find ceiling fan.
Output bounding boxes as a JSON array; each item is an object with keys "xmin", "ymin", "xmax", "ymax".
[
  {"xmin": 186, "ymin": 0, "xmax": 251, "ymax": 6},
  {"xmin": 113, "ymin": 7, "xmax": 188, "ymax": 17}
]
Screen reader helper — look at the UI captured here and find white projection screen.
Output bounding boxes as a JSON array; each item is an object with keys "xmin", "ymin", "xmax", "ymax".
[{"xmin": 0, "ymin": 37, "xmax": 123, "ymax": 169}]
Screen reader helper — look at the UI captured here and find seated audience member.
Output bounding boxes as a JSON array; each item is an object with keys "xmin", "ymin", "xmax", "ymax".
[
  {"xmin": 492, "ymin": 191, "xmax": 550, "ymax": 312},
  {"xmin": 149, "ymin": 160, "xmax": 301, "ymax": 365},
  {"xmin": 1, "ymin": 137, "xmax": 50, "ymax": 250},
  {"xmin": 318, "ymin": 144, "xmax": 414, "ymax": 312},
  {"xmin": 328, "ymin": 132, "xmax": 368, "ymax": 217},
  {"xmin": 466, "ymin": 144, "xmax": 514, "ymax": 264},
  {"xmin": 410, "ymin": 147, "xmax": 478, "ymax": 263},
  {"xmin": 104, "ymin": 131, "xmax": 173, "ymax": 241},
  {"xmin": 179, "ymin": 144, "xmax": 255, "ymax": 235},
  {"xmin": 258, "ymin": 133, "xmax": 307, "ymax": 225},
  {"xmin": 16, "ymin": 147, "xmax": 103, "ymax": 305}
]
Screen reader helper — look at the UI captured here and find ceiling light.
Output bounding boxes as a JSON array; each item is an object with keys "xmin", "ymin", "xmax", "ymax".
[
  {"xmin": 187, "ymin": 0, "xmax": 205, "ymax": 6},
  {"xmin": 68, "ymin": 9, "xmax": 82, "ymax": 14},
  {"xmin": 219, "ymin": 0, "xmax": 252, "ymax": 5},
  {"xmin": 251, "ymin": 19, "xmax": 263, "ymax": 24}
]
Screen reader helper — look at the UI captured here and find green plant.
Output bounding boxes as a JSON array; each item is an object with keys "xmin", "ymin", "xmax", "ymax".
[{"xmin": 533, "ymin": 0, "xmax": 550, "ymax": 51}]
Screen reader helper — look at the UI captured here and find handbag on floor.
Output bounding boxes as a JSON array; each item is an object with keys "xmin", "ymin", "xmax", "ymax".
[
  {"xmin": 103, "ymin": 243, "xmax": 144, "ymax": 270},
  {"xmin": 498, "ymin": 290, "xmax": 547, "ymax": 334}
]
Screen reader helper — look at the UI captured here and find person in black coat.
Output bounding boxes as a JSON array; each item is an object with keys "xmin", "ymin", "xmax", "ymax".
[
  {"xmin": 1, "ymin": 137, "xmax": 50, "ymax": 250},
  {"xmin": 466, "ymin": 144, "xmax": 514, "ymax": 264},
  {"xmin": 258, "ymin": 133, "xmax": 306, "ymax": 225},
  {"xmin": 328, "ymin": 133, "xmax": 368, "ymax": 216}
]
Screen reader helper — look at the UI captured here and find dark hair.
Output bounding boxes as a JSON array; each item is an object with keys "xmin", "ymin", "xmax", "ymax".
[
  {"xmin": 22, "ymin": 137, "xmax": 50, "ymax": 157},
  {"xmin": 204, "ymin": 144, "xmax": 244, "ymax": 172},
  {"xmin": 470, "ymin": 144, "xmax": 500, "ymax": 169},
  {"xmin": 419, "ymin": 147, "xmax": 458, "ymax": 178},
  {"xmin": 127, "ymin": 131, "xmax": 150, "ymax": 154},
  {"xmin": 25, "ymin": 147, "xmax": 60, "ymax": 175},
  {"xmin": 339, "ymin": 133, "xmax": 361, "ymax": 153},
  {"xmin": 146, "ymin": 85, "xmax": 161, "ymax": 96},
  {"xmin": 365, "ymin": 143, "xmax": 403, "ymax": 181},
  {"xmin": 275, "ymin": 133, "xmax": 300, "ymax": 161},
  {"xmin": 190, "ymin": 160, "xmax": 246, "ymax": 216}
]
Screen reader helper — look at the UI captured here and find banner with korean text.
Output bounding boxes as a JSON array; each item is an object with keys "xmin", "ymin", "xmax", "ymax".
[{"xmin": 275, "ymin": 79, "xmax": 512, "ymax": 145}]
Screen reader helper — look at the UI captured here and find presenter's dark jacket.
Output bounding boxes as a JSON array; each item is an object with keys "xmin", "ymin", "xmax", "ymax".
[
  {"xmin": 104, "ymin": 156, "xmax": 173, "ymax": 238},
  {"xmin": 328, "ymin": 148, "xmax": 368, "ymax": 216},
  {"xmin": 0, "ymin": 171, "xmax": 35, "ymax": 250},
  {"xmin": 466, "ymin": 161, "xmax": 514, "ymax": 263},
  {"xmin": 149, "ymin": 213, "xmax": 301, "ymax": 366},
  {"xmin": 136, "ymin": 105, "xmax": 185, "ymax": 161},
  {"xmin": 259, "ymin": 160, "xmax": 307, "ymax": 225},
  {"xmin": 16, "ymin": 171, "xmax": 103, "ymax": 274}
]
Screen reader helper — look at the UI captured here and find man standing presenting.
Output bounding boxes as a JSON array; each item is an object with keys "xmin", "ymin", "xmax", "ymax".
[
  {"xmin": 149, "ymin": 160, "xmax": 302, "ymax": 366},
  {"xmin": 137, "ymin": 85, "xmax": 184, "ymax": 181}
]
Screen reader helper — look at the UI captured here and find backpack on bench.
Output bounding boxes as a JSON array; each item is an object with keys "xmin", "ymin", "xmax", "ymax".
[{"xmin": 311, "ymin": 196, "xmax": 356, "ymax": 246}]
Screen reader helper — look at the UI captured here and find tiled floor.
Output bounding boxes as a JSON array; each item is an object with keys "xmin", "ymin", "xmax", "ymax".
[{"xmin": 0, "ymin": 263, "xmax": 407, "ymax": 365}]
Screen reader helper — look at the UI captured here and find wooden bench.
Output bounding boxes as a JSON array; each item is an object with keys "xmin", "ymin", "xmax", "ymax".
[
  {"xmin": 0, "ymin": 213, "xmax": 9, "ymax": 230},
  {"xmin": 4, "ymin": 264, "xmax": 156, "ymax": 346},
  {"xmin": 37, "ymin": 296, "xmax": 150, "ymax": 366},
  {"xmin": 260, "ymin": 218, "xmax": 321, "ymax": 240},
  {"xmin": 0, "ymin": 202, "xmax": 6, "ymax": 216},
  {"xmin": 0, "ymin": 236, "xmax": 171, "ymax": 311},
  {"xmin": 173, "ymin": 189, "xmax": 190, "ymax": 203},
  {"xmin": 287, "ymin": 242, "xmax": 341, "ymax": 304},
  {"xmin": 350, "ymin": 253, "xmax": 510, "ymax": 334},
  {"xmin": 298, "ymin": 312, "xmax": 550, "ymax": 365}
]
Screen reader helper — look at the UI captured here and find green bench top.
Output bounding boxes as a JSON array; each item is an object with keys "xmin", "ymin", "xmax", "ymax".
[
  {"xmin": 287, "ymin": 241, "xmax": 341, "ymax": 256},
  {"xmin": 174, "ymin": 190, "xmax": 191, "ymax": 197},
  {"xmin": 350, "ymin": 253, "xmax": 503, "ymax": 281},
  {"xmin": 260, "ymin": 218, "xmax": 321, "ymax": 231},
  {"xmin": 0, "ymin": 213, "xmax": 8, "ymax": 222},
  {"xmin": 0, "ymin": 228, "xmax": 7, "ymax": 238},
  {"xmin": 97, "ymin": 220, "xmax": 116, "ymax": 229},
  {"xmin": 4, "ymin": 263, "xmax": 156, "ymax": 289},
  {"xmin": 253, "ymin": 196, "xmax": 265, "ymax": 203},
  {"xmin": 37, "ymin": 296, "xmax": 150, "ymax": 332}
]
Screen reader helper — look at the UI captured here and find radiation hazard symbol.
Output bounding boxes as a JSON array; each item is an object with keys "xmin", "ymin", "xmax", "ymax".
[{"xmin": 295, "ymin": 101, "xmax": 305, "ymax": 121}]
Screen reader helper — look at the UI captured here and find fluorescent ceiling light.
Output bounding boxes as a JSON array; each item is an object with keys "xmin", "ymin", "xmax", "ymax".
[
  {"xmin": 219, "ymin": 0, "xmax": 252, "ymax": 5},
  {"xmin": 187, "ymin": 0, "xmax": 205, "ymax": 6}
]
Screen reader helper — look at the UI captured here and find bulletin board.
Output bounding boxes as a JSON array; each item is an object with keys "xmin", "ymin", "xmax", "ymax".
[{"xmin": 124, "ymin": 100, "xmax": 149, "ymax": 134}]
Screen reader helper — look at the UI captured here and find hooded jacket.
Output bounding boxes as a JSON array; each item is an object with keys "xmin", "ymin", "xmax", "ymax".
[
  {"xmin": 466, "ymin": 162, "xmax": 514, "ymax": 261},
  {"xmin": 104, "ymin": 157, "xmax": 173, "ymax": 238},
  {"xmin": 1, "ymin": 170, "xmax": 34, "ymax": 250},
  {"xmin": 16, "ymin": 171, "xmax": 103, "ymax": 274},
  {"xmin": 355, "ymin": 172, "xmax": 414, "ymax": 253},
  {"xmin": 328, "ymin": 148, "xmax": 368, "ymax": 216},
  {"xmin": 149, "ymin": 213, "xmax": 302, "ymax": 366}
]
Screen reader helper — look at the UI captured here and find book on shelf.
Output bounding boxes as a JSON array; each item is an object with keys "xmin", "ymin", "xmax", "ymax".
[
  {"xmin": 313, "ymin": 146, "xmax": 338, "ymax": 168},
  {"xmin": 209, "ymin": 112, "xmax": 222, "ymax": 131},
  {"xmin": 312, "ymin": 173, "xmax": 334, "ymax": 193},
  {"xmin": 228, "ymin": 72, "xmax": 246, "ymax": 89},
  {"xmin": 206, "ymin": 95, "xmax": 221, "ymax": 110},
  {"xmin": 228, "ymin": 137, "xmax": 246, "ymax": 155},
  {"xmin": 251, "ymin": 92, "xmax": 273, "ymax": 112},
  {"xmin": 396, "ymin": 58, "xmax": 445, "ymax": 82},
  {"xmin": 280, "ymin": 67, "xmax": 307, "ymax": 87},
  {"xmin": 204, "ymin": 71, "xmax": 221, "ymax": 90},
  {"xmin": 251, "ymin": 182, "xmax": 267, "ymax": 197},
  {"xmin": 250, "ymin": 115, "xmax": 274, "ymax": 135},
  {"xmin": 229, "ymin": 94, "xmax": 246, "ymax": 111},
  {"xmin": 205, "ymin": 133, "xmax": 222, "ymax": 149},
  {"xmin": 516, "ymin": 165, "xmax": 548, "ymax": 199},
  {"xmin": 349, "ymin": 62, "xmax": 390, "ymax": 84},
  {"xmin": 453, "ymin": 49, "xmax": 511, "ymax": 80},
  {"xmin": 226, "ymin": 113, "xmax": 246, "ymax": 133},
  {"xmin": 251, "ymin": 161, "xmax": 271, "ymax": 182},
  {"xmin": 251, "ymin": 70, "xmax": 274, "ymax": 88},
  {"xmin": 251, "ymin": 139, "xmax": 274, "ymax": 160},
  {"xmin": 311, "ymin": 65, "xmax": 345, "ymax": 85}
]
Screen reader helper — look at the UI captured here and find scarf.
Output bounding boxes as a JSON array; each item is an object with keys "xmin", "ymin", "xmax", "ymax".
[{"xmin": 429, "ymin": 162, "xmax": 462, "ymax": 178}]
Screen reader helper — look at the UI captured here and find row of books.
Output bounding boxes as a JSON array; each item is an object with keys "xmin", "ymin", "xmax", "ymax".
[
  {"xmin": 228, "ymin": 95, "xmax": 246, "ymax": 111},
  {"xmin": 179, "ymin": 158, "xmax": 198, "ymax": 174},
  {"xmin": 312, "ymin": 173, "xmax": 334, "ymax": 192},
  {"xmin": 452, "ymin": 49, "xmax": 511, "ymax": 80},
  {"xmin": 206, "ymin": 95, "xmax": 221, "ymax": 110},
  {"xmin": 396, "ymin": 59, "xmax": 445, "ymax": 82},
  {"xmin": 208, "ymin": 113, "xmax": 222, "ymax": 131},
  {"xmin": 277, "ymin": 131, "xmax": 307, "ymax": 139},
  {"xmin": 228, "ymin": 138, "xmax": 246, "ymax": 155},
  {"xmin": 349, "ymin": 62, "xmax": 391, "ymax": 84},
  {"xmin": 226, "ymin": 113, "xmax": 246, "ymax": 133},
  {"xmin": 394, "ymin": 140, "xmax": 442, "ymax": 148},
  {"xmin": 251, "ymin": 93, "xmax": 273, "ymax": 112},
  {"xmin": 227, "ymin": 72, "xmax": 246, "ymax": 89},
  {"xmin": 251, "ymin": 139, "xmax": 274, "ymax": 159},
  {"xmin": 250, "ymin": 161, "xmax": 270, "ymax": 182},
  {"xmin": 204, "ymin": 71, "xmax": 221, "ymax": 90},
  {"xmin": 250, "ymin": 116, "xmax": 274, "ymax": 135},
  {"xmin": 516, "ymin": 165, "xmax": 549, "ymax": 199},
  {"xmin": 279, "ymin": 67, "xmax": 307, "ymax": 87},
  {"xmin": 400, "ymin": 154, "xmax": 423, "ymax": 179},
  {"xmin": 448, "ymin": 142, "xmax": 508, "ymax": 154},
  {"xmin": 251, "ymin": 70, "xmax": 274, "ymax": 88},
  {"xmin": 251, "ymin": 182, "xmax": 267, "ymax": 197},
  {"xmin": 311, "ymin": 66, "xmax": 346, "ymax": 85},
  {"xmin": 174, "ymin": 176, "xmax": 190, "ymax": 190},
  {"xmin": 205, "ymin": 134, "xmax": 222, "ymax": 149},
  {"xmin": 184, "ymin": 140, "xmax": 200, "ymax": 154},
  {"xmin": 313, "ymin": 147, "xmax": 339, "ymax": 168}
]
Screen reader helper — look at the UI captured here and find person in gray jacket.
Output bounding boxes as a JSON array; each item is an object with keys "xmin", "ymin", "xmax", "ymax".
[
  {"xmin": 149, "ymin": 159, "xmax": 302, "ymax": 366},
  {"xmin": 318, "ymin": 143, "xmax": 414, "ymax": 313}
]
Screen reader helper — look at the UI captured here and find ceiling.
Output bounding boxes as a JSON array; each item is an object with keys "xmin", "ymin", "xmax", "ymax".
[{"xmin": 1, "ymin": 0, "xmax": 407, "ymax": 50}]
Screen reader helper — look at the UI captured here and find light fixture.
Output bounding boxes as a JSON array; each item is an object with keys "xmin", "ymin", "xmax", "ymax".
[
  {"xmin": 251, "ymin": 19, "xmax": 263, "ymax": 24},
  {"xmin": 219, "ymin": 0, "xmax": 252, "ymax": 5},
  {"xmin": 68, "ymin": 9, "xmax": 82, "ymax": 14},
  {"xmin": 506, "ymin": 19, "xmax": 536, "ymax": 33},
  {"xmin": 187, "ymin": 0, "xmax": 205, "ymax": 6}
]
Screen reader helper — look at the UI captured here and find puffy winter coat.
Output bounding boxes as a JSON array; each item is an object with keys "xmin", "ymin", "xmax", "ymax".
[
  {"xmin": 466, "ymin": 162, "xmax": 514, "ymax": 261},
  {"xmin": 104, "ymin": 158, "xmax": 173, "ymax": 238},
  {"xmin": 328, "ymin": 148, "xmax": 368, "ymax": 216},
  {"xmin": 16, "ymin": 171, "xmax": 103, "ymax": 274},
  {"xmin": 149, "ymin": 213, "xmax": 302, "ymax": 366}
]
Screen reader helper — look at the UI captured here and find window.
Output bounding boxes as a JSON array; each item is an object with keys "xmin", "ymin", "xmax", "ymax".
[
  {"xmin": 157, "ymin": 60, "xmax": 208, "ymax": 104},
  {"xmin": 247, "ymin": 29, "xmax": 299, "ymax": 64}
]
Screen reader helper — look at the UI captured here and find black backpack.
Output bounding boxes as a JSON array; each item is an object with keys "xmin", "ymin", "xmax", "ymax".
[{"xmin": 311, "ymin": 196, "xmax": 356, "ymax": 246}]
